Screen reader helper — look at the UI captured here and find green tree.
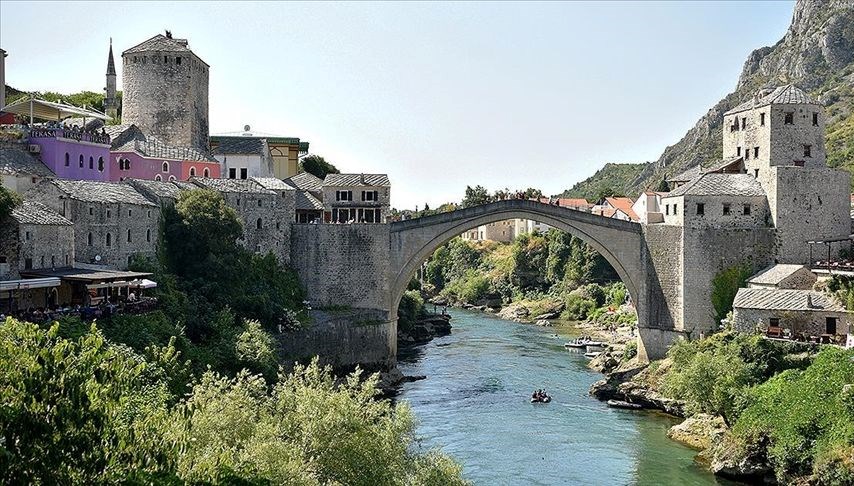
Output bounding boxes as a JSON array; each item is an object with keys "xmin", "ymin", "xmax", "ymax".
[
  {"xmin": 711, "ymin": 263, "xmax": 753, "ymax": 324},
  {"xmin": 0, "ymin": 184, "xmax": 22, "ymax": 220},
  {"xmin": 461, "ymin": 185, "xmax": 492, "ymax": 208},
  {"xmin": 300, "ymin": 154, "xmax": 340, "ymax": 179}
]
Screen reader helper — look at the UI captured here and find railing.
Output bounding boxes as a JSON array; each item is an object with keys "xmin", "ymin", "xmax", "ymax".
[{"xmin": 28, "ymin": 127, "xmax": 111, "ymax": 145}]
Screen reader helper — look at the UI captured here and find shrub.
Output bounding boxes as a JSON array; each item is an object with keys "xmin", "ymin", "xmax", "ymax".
[
  {"xmin": 563, "ymin": 294, "xmax": 596, "ymax": 320},
  {"xmin": 398, "ymin": 290, "xmax": 426, "ymax": 333},
  {"xmin": 235, "ymin": 319, "xmax": 277, "ymax": 379},
  {"xmin": 711, "ymin": 263, "xmax": 753, "ymax": 324}
]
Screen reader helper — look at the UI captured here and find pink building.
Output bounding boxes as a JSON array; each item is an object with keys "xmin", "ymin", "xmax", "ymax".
[
  {"xmin": 27, "ymin": 128, "xmax": 112, "ymax": 181},
  {"xmin": 107, "ymin": 125, "xmax": 219, "ymax": 182}
]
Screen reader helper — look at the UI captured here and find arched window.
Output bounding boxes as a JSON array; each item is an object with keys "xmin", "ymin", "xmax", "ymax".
[
  {"xmin": 87, "ymin": 232, "xmax": 92, "ymax": 246},
  {"xmin": 98, "ymin": 157, "xmax": 104, "ymax": 172},
  {"xmin": 162, "ymin": 161, "xmax": 169, "ymax": 172},
  {"xmin": 79, "ymin": 154, "xmax": 84, "ymax": 168},
  {"xmin": 155, "ymin": 174, "xmax": 162, "ymax": 181},
  {"xmin": 256, "ymin": 218, "xmax": 263, "ymax": 229},
  {"xmin": 203, "ymin": 167, "xmax": 210, "ymax": 177},
  {"xmin": 127, "ymin": 229, "xmax": 132, "ymax": 243},
  {"xmin": 146, "ymin": 229, "xmax": 151, "ymax": 242},
  {"xmin": 106, "ymin": 233, "xmax": 112, "ymax": 247},
  {"xmin": 125, "ymin": 158, "xmax": 131, "ymax": 170},
  {"xmin": 65, "ymin": 153, "xmax": 70, "ymax": 167},
  {"xmin": 189, "ymin": 167, "xmax": 196, "ymax": 177},
  {"xmin": 89, "ymin": 156, "xmax": 94, "ymax": 169},
  {"xmin": 168, "ymin": 175, "xmax": 176, "ymax": 182}
]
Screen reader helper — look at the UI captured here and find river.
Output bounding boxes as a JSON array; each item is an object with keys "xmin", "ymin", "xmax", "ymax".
[{"xmin": 397, "ymin": 309, "xmax": 734, "ymax": 486}]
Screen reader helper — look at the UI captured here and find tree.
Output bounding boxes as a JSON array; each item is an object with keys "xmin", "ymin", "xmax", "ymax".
[
  {"xmin": 0, "ymin": 184, "xmax": 22, "ymax": 220},
  {"xmin": 300, "ymin": 154, "xmax": 340, "ymax": 179},
  {"xmin": 461, "ymin": 185, "xmax": 491, "ymax": 208}
]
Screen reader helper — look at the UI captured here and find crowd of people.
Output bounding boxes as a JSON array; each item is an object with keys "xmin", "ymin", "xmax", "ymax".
[{"xmin": 1, "ymin": 294, "xmax": 157, "ymax": 325}]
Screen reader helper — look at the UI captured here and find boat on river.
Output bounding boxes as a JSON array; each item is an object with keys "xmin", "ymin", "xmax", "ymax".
[
  {"xmin": 564, "ymin": 338, "xmax": 605, "ymax": 349},
  {"xmin": 531, "ymin": 395, "xmax": 552, "ymax": 403},
  {"xmin": 607, "ymin": 399, "xmax": 643, "ymax": 410},
  {"xmin": 584, "ymin": 351, "xmax": 601, "ymax": 359}
]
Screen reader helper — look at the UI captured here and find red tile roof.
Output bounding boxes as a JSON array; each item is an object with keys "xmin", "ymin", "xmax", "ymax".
[{"xmin": 605, "ymin": 197, "xmax": 638, "ymax": 221}]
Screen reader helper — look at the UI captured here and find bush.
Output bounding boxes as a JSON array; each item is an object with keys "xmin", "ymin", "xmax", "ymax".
[
  {"xmin": 398, "ymin": 290, "xmax": 427, "ymax": 333},
  {"xmin": 563, "ymin": 294, "xmax": 596, "ymax": 320},
  {"xmin": 443, "ymin": 269, "xmax": 490, "ymax": 304},
  {"xmin": 234, "ymin": 319, "xmax": 277, "ymax": 379}
]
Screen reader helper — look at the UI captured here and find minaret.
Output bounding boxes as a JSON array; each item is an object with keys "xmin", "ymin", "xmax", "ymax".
[{"xmin": 104, "ymin": 38, "xmax": 117, "ymax": 120}]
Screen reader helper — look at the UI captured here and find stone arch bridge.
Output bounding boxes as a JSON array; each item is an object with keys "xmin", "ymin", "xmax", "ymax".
[
  {"xmin": 388, "ymin": 199, "xmax": 679, "ymax": 362},
  {"xmin": 290, "ymin": 199, "xmax": 696, "ymax": 370}
]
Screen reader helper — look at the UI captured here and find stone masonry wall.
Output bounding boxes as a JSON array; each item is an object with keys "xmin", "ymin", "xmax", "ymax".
[
  {"xmin": 772, "ymin": 166, "xmax": 850, "ymax": 264},
  {"xmin": 642, "ymin": 224, "xmax": 683, "ymax": 331},
  {"xmin": 18, "ymin": 222, "xmax": 75, "ymax": 272},
  {"xmin": 122, "ymin": 50, "xmax": 209, "ymax": 151},
  {"xmin": 220, "ymin": 191, "xmax": 290, "ymax": 263},
  {"xmin": 733, "ymin": 307, "xmax": 851, "ymax": 340},
  {"xmin": 291, "ymin": 224, "xmax": 390, "ymax": 311},
  {"xmin": 681, "ymin": 227, "xmax": 776, "ymax": 335}
]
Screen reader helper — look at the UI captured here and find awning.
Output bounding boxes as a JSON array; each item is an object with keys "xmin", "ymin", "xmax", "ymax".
[
  {"xmin": 137, "ymin": 279, "xmax": 157, "ymax": 289},
  {"xmin": 0, "ymin": 277, "xmax": 61, "ymax": 292},
  {"xmin": 1, "ymin": 96, "xmax": 110, "ymax": 122}
]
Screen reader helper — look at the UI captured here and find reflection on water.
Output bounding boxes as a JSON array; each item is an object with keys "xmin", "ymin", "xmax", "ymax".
[{"xmin": 397, "ymin": 309, "xmax": 734, "ymax": 486}]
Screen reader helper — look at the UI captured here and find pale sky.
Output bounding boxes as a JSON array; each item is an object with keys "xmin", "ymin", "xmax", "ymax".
[{"xmin": 0, "ymin": 1, "xmax": 794, "ymax": 209}]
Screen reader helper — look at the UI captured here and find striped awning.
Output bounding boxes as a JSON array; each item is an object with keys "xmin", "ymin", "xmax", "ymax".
[{"xmin": 1, "ymin": 97, "xmax": 110, "ymax": 121}]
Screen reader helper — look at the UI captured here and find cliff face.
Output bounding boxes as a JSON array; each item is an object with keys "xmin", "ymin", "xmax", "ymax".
[{"xmin": 587, "ymin": 0, "xmax": 854, "ymax": 196}]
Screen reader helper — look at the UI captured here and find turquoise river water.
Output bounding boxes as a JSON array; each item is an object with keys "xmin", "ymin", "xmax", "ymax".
[{"xmin": 397, "ymin": 309, "xmax": 736, "ymax": 486}]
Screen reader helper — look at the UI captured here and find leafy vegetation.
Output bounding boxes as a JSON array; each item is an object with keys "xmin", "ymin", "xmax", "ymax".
[
  {"xmin": 558, "ymin": 163, "xmax": 647, "ymax": 201},
  {"xmin": 0, "ymin": 318, "xmax": 466, "ymax": 484},
  {"xmin": 300, "ymin": 154, "xmax": 340, "ymax": 179},
  {"xmin": 710, "ymin": 263, "xmax": 753, "ymax": 325},
  {"xmin": 0, "ymin": 184, "xmax": 22, "ymax": 220}
]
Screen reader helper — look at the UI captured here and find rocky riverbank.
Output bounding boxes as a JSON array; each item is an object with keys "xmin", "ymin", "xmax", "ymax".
[{"xmin": 398, "ymin": 312, "xmax": 452, "ymax": 345}]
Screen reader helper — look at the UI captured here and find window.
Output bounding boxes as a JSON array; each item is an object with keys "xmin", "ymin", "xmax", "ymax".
[
  {"xmin": 88, "ymin": 232, "xmax": 92, "ymax": 245},
  {"xmin": 65, "ymin": 152, "xmax": 70, "ymax": 166},
  {"xmin": 24, "ymin": 258, "xmax": 32, "ymax": 270},
  {"xmin": 257, "ymin": 199, "xmax": 262, "ymax": 207},
  {"xmin": 229, "ymin": 168, "xmax": 237, "ymax": 179},
  {"xmin": 147, "ymin": 210, "xmax": 151, "ymax": 218},
  {"xmin": 189, "ymin": 167, "xmax": 196, "ymax": 177},
  {"xmin": 770, "ymin": 317, "xmax": 780, "ymax": 327},
  {"xmin": 164, "ymin": 55, "xmax": 168, "ymax": 63},
  {"xmin": 696, "ymin": 203, "xmax": 705, "ymax": 216},
  {"xmin": 723, "ymin": 203, "xmax": 731, "ymax": 216},
  {"xmin": 754, "ymin": 169, "xmax": 760, "ymax": 178},
  {"xmin": 40, "ymin": 256, "xmax": 44, "ymax": 267},
  {"xmin": 128, "ymin": 209, "xmax": 132, "ymax": 217},
  {"xmin": 754, "ymin": 147, "xmax": 759, "ymax": 158},
  {"xmin": 741, "ymin": 117, "xmax": 746, "ymax": 129},
  {"xmin": 804, "ymin": 144, "xmax": 812, "ymax": 157},
  {"xmin": 256, "ymin": 218, "xmax": 263, "ymax": 229},
  {"xmin": 25, "ymin": 231, "xmax": 31, "ymax": 241},
  {"xmin": 812, "ymin": 113, "xmax": 819, "ymax": 126},
  {"xmin": 745, "ymin": 148, "xmax": 750, "ymax": 160},
  {"xmin": 743, "ymin": 204, "xmax": 751, "ymax": 216},
  {"xmin": 336, "ymin": 190, "xmax": 353, "ymax": 201},
  {"xmin": 79, "ymin": 154, "xmax": 84, "ymax": 168},
  {"xmin": 665, "ymin": 204, "xmax": 670, "ymax": 216},
  {"xmin": 146, "ymin": 229, "xmax": 151, "ymax": 242},
  {"xmin": 203, "ymin": 167, "xmax": 210, "ymax": 177},
  {"xmin": 127, "ymin": 229, "xmax": 132, "ymax": 243},
  {"xmin": 107, "ymin": 209, "xmax": 111, "ymax": 218},
  {"xmin": 98, "ymin": 157, "xmax": 104, "ymax": 172},
  {"xmin": 826, "ymin": 317, "xmax": 837, "ymax": 334},
  {"xmin": 65, "ymin": 255, "xmax": 69, "ymax": 266},
  {"xmin": 237, "ymin": 198, "xmax": 241, "ymax": 206},
  {"xmin": 760, "ymin": 112, "xmax": 765, "ymax": 126},
  {"xmin": 240, "ymin": 168, "xmax": 248, "ymax": 179},
  {"xmin": 106, "ymin": 233, "xmax": 112, "ymax": 247},
  {"xmin": 794, "ymin": 160, "xmax": 805, "ymax": 167},
  {"xmin": 168, "ymin": 175, "xmax": 176, "ymax": 182},
  {"xmin": 784, "ymin": 112, "xmax": 794, "ymax": 125},
  {"xmin": 674, "ymin": 204, "xmax": 678, "ymax": 215},
  {"xmin": 51, "ymin": 256, "xmax": 55, "ymax": 267},
  {"xmin": 89, "ymin": 156, "xmax": 94, "ymax": 169},
  {"xmin": 736, "ymin": 146, "xmax": 741, "ymax": 156},
  {"xmin": 176, "ymin": 57, "xmax": 182, "ymax": 65},
  {"xmin": 162, "ymin": 161, "xmax": 169, "ymax": 172},
  {"xmin": 155, "ymin": 174, "xmax": 162, "ymax": 181},
  {"xmin": 276, "ymin": 221, "xmax": 281, "ymax": 230}
]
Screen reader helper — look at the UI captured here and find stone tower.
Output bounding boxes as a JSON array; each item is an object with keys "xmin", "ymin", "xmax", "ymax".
[
  {"xmin": 104, "ymin": 39, "xmax": 118, "ymax": 120},
  {"xmin": 121, "ymin": 31, "xmax": 209, "ymax": 151},
  {"xmin": 722, "ymin": 85, "xmax": 850, "ymax": 263}
]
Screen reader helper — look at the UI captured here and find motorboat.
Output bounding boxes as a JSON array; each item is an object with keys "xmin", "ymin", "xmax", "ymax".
[{"xmin": 584, "ymin": 351, "xmax": 602, "ymax": 359}]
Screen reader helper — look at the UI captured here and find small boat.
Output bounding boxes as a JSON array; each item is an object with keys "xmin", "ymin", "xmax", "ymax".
[
  {"xmin": 531, "ymin": 395, "xmax": 552, "ymax": 403},
  {"xmin": 607, "ymin": 399, "xmax": 642, "ymax": 410},
  {"xmin": 564, "ymin": 340, "xmax": 587, "ymax": 348},
  {"xmin": 584, "ymin": 351, "xmax": 602, "ymax": 359}
]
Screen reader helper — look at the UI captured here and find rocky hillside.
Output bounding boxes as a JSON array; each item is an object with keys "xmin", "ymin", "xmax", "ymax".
[
  {"xmin": 559, "ymin": 162, "xmax": 648, "ymax": 200},
  {"xmin": 565, "ymin": 0, "xmax": 854, "ymax": 196}
]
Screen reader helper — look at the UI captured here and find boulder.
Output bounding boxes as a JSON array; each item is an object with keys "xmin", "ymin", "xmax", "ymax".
[
  {"xmin": 497, "ymin": 303, "xmax": 530, "ymax": 321},
  {"xmin": 667, "ymin": 414, "xmax": 728, "ymax": 450},
  {"xmin": 710, "ymin": 437, "xmax": 773, "ymax": 482}
]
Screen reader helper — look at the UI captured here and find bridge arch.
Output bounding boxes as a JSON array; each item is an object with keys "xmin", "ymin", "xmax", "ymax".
[{"xmin": 388, "ymin": 200, "xmax": 653, "ymax": 357}]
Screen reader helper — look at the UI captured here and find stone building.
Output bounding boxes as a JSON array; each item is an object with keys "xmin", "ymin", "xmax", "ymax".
[
  {"xmin": 121, "ymin": 32, "xmax": 209, "ymax": 151},
  {"xmin": 0, "ymin": 144, "xmax": 55, "ymax": 193},
  {"xmin": 0, "ymin": 201, "xmax": 74, "ymax": 281},
  {"xmin": 660, "ymin": 173, "xmax": 769, "ymax": 229},
  {"xmin": 109, "ymin": 126, "xmax": 219, "ymax": 182},
  {"xmin": 210, "ymin": 126, "xmax": 309, "ymax": 180},
  {"xmin": 632, "ymin": 192, "xmax": 665, "ymax": 224},
  {"xmin": 721, "ymin": 85, "xmax": 850, "ymax": 263},
  {"xmin": 732, "ymin": 288, "xmax": 851, "ymax": 345},
  {"xmin": 25, "ymin": 180, "xmax": 159, "ymax": 269},
  {"xmin": 284, "ymin": 172, "xmax": 324, "ymax": 223},
  {"xmin": 746, "ymin": 264, "xmax": 817, "ymax": 290},
  {"xmin": 189, "ymin": 178, "xmax": 291, "ymax": 263},
  {"xmin": 321, "ymin": 173, "xmax": 391, "ymax": 223}
]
